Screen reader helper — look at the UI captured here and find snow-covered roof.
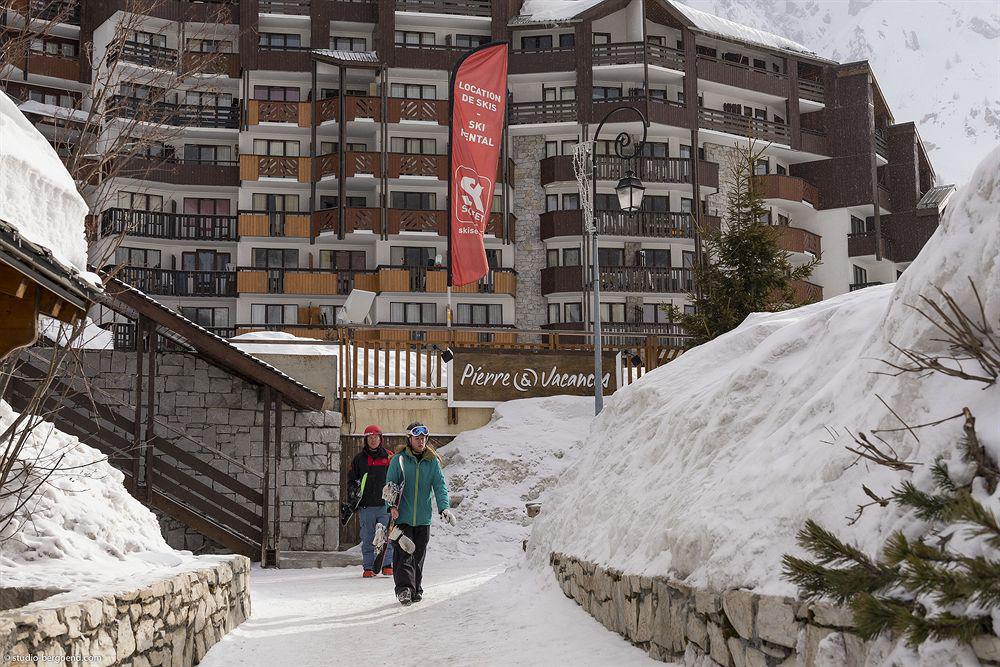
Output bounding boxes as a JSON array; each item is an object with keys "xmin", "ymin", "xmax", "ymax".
[
  {"xmin": 512, "ymin": 0, "xmax": 604, "ymax": 25},
  {"xmin": 917, "ymin": 184, "xmax": 956, "ymax": 210},
  {"xmin": 668, "ymin": 0, "xmax": 816, "ymax": 57},
  {"xmin": 312, "ymin": 49, "xmax": 381, "ymax": 65},
  {"xmin": 231, "ymin": 331, "xmax": 339, "ymax": 357},
  {"xmin": 0, "ymin": 92, "xmax": 92, "ymax": 282},
  {"xmin": 18, "ymin": 99, "xmax": 89, "ymax": 124}
]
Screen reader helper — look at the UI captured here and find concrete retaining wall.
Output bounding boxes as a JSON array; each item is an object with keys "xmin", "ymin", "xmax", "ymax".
[
  {"xmin": 0, "ymin": 556, "xmax": 250, "ymax": 666},
  {"xmin": 551, "ymin": 553, "xmax": 1000, "ymax": 666}
]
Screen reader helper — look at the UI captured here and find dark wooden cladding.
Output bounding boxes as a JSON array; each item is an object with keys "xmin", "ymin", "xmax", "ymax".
[
  {"xmin": 541, "ymin": 155, "xmax": 719, "ymax": 189},
  {"xmin": 259, "ymin": 0, "xmax": 309, "ymax": 14},
  {"xmin": 115, "ymin": 41, "xmax": 178, "ymax": 69},
  {"xmin": 329, "ymin": 0, "xmax": 376, "ymax": 22},
  {"xmin": 541, "ymin": 211, "xmax": 698, "ymax": 240},
  {"xmin": 753, "ymin": 174, "xmax": 820, "ymax": 208},
  {"xmin": 592, "ymin": 42, "xmax": 644, "ymax": 66},
  {"xmin": 699, "ymin": 108, "xmax": 790, "ymax": 143},
  {"xmin": 696, "ymin": 55, "xmax": 788, "ymax": 97},
  {"xmin": 396, "ymin": 0, "xmax": 490, "ymax": 15},
  {"xmin": 541, "ymin": 265, "xmax": 584, "ymax": 295},
  {"xmin": 182, "ymin": 52, "xmax": 239, "ymax": 79},
  {"xmin": 486, "ymin": 213, "xmax": 515, "ymax": 240},
  {"xmin": 114, "ymin": 156, "xmax": 240, "ymax": 187},
  {"xmin": 101, "ymin": 209, "xmax": 237, "ymax": 242},
  {"xmin": 775, "ymin": 226, "xmax": 822, "ymax": 256},
  {"xmin": 800, "ymin": 130, "xmax": 828, "ymax": 156},
  {"xmin": 510, "ymin": 100, "xmax": 577, "ymax": 125},
  {"xmin": 118, "ymin": 268, "xmax": 237, "ymax": 298},
  {"xmin": 595, "ymin": 267, "xmax": 693, "ymax": 294},
  {"xmin": 791, "ymin": 280, "xmax": 823, "ymax": 303},
  {"xmin": 256, "ymin": 48, "xmax": 313, "ymax": 72},
  {"xmin": 387, "ymin": 97, "xmax": 447, "ymax": 124},
  {"xmin": 509, "ymin": 48, "xmax": 576, "ymax": 75},
  {"xmin": 107, "ymin": 95, "xmax": 240, "ymax": 129},
  {"xmin": 387, "ymin": 153, "xmax": 447, "ymax": 179},
  {"xmin": 798, "ymin": 79, "xmax": 824, "ymax": 103},
  {"xmin": 27, "ymin": 52, "xmax": 80, "ymax": 80},
  {"xmin": 848, "ymin": 230, "xmax": 892, "ymax": 260},
  {"xmin": 791, "ymin": 155, "xmax": 873, "ymax": 211},
  {"xmin": 387, "ymin": 209, "xmax": 445, "ymax": 234},
  {"xmin": 391, "ymin": 45, "xmax": 466, "ymax": 71},
  {"xmin": 648, "ymin": 99, "xmax": 690, "ymax": 128}
]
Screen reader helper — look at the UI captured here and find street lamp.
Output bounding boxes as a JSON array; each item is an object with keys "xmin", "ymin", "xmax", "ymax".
[{"xmin": 591, "ymin": 106, "xmax": 649, "ymax": 416}]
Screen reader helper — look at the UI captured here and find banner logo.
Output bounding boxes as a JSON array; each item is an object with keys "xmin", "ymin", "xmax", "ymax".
[{"xmin": 456, "ymin": 166, "xmax": 491, "ymax": 229}]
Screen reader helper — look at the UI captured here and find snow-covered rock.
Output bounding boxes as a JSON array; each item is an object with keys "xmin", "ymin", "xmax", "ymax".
[{"xmin": 528, "ymin": 146, "xmax": 1000, "ymax": 595}]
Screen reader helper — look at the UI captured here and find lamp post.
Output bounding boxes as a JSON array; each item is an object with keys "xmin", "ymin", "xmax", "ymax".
[{"xmin": 590, "ymin": 106, "xmax": 649, "ymax": 416}]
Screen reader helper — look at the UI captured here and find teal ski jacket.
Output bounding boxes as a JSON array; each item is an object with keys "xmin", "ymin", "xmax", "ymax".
[{"xmin": 385, "ymin": 446, "xmax": 449, "ymax": 527}]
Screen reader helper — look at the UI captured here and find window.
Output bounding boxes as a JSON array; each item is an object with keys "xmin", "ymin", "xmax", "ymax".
[
  {"xmin": 559, "ymin": 33, "xmax": 575, "ymax": 47},
  {"xmin": 564, "ymin": 302, "xmax": 582, "ymax": 323},
  {"xmin": 183, "ymin": 145, "xmax": 232, "ymax": 164},
  {"xmin": 592, "ymin": 86, "xmax": 623, "ymax": 100},
  {"xmin": 253, "ymin": 86, "xmax": 300, "ymax": 102},
  {"xmin": 642, "ymin": 303, "xmax": 669, "ymax": 324},
  {"xmin": 640, "ymin": 142, "xmax": 668, "ymax": 158},
  {"xmin": 850, "ymin": 215, "xmax": 872, "ymax": 234},
  {"xmin": 185, "ymin": 91, "xmax": 232, "ymax": 107},
  {"xmin": 252, "ymin": 248, "xmax": 299, "ymax": 268},
  {"xmin": 754, "ymin": 159, "xmax": 769, "ymax": 175},
  {"xmin": 595, "ymin": 193, "xmax": 617, "ymax": 211},
  {"xmin": 390, "ymin": 137, "xmax": 436, "ymax": 154},
  {"xmin": 186, "ymin": 39, "xmax": 231, "ymax": 53},
  {"xmin": 598, "ymin": 248, "xmax": 624, "ymax": 266},
  {"xmin": 560, "ymin": 86, "xmax": 576, "ymax": 101},
  {"xmin": 562, "ymin": 194, "xmax": 580, "ymax": 210},
  {"xmin": 132, "ymin": 31, "xmax": 166, "ymax": 47},
  {"xmin": 390, "ymin": 192, "xmax": 436, "ymax": 210},
  {"xmin": 563, "ymin": 248, "xmax": 581, "ymax": 266},
  {"xmin": 456, "ymin": 303, "xmax": 503, "ymax": 325},
  {"xmin": 645, "ymin": 249, "xmax": 671, "ymax": 267},
  {"xmin": 319, "ymin": 305, "xmax": 338, "ymax": 325},
  {"xmin": 684, "ymin": 304, "xmax": 696, "ymax": 316},
  {"xmin": 546, "ymin": 194, "xmax": 559, "ymax": 212},
  {"xmin": 853, "ymin": 265, "xmax": 868, "ymax": 286},
  {"xmin": 546, "ymin": 249, "xmax": 560, "ymax": 267},
  {"xmin": 677, "ymin": 90, "xmax": 685, "ymax": 104},
  {"xmin": 644, "ymin": 195, "xmax": 669, "ymax": 212},
  {"xmin": 320, "ymin": 141, "xmax": 368, "ymax": 154},
  {"xmin": 390, "ymin": 83, "xmax": 437, "ymax": 99},
  {"xmin": 330, "ymin": 36, "xmax": 367, "ymax": 52},
  {"xmin": 29, "ymin": 89, "xmax": 75, "ymax": 108},
  {"xmin": 453, "ymin": 34, "xmax": 489, "ymax": 48},
  {"xmin": 545, "ymin": 141, "xmax": 558, "ymax": 158},
  {"xmin": 390, "ymin": 246, "xmax": 436, "ymax": 267},
  {"xmin": 115, "ymin": 247, "xmax": 161, "ymax": 268},
  {"xmin": 776, "ymin": 163, "xmax": 787, "ymax": 176},
  {"xmin": 600, "ymin": 303, "xmax": 626, "ymax": 323},
  {"xmin": 646, "ymin": 35, "xmax": 665, "ymax": 46},
  {"xmin": 259, "ymin": 33, "xmax": 301, "ymax": 49},
  {"xmin": 753, "ymin": 58, "xmax": 766, "ymax": 70},
  {"xmin": 181, "ymin": 250, "xmax": 229, "ymax": 271},
  {"xmin": 251, "ymin": 304, "xmax": 297, "ymax": 325},
  {"xmin": 252, "ymin": 193, "xmax": 300, "ymax": 212},
  {"xmin": 395, "ymin": 31, "xmax": 434, "ymax": 46},
  {"xmin": 183, "ymin": 198, "xmax": 230, "ymax": 215},
  {"xmin": 319, "ymin": 195, "xmax": 366, "ymax": 209},
  {"xmin": 31, "ymin": 39, "xmax": 77, "ymax": 57},
  {"xmin": 776, "ymin": 213, "xmax": 789, "ymax": 227},
  {"xmin": 754, "ymin": 108, "xmax": 768, "ymax": 121},
  {"xmin": 118, "ymin": 191, "xmax": 163, "ymax": 211},
  {"xmin": 319, "ymin": 250, "xmax": 366, "ymax": 270},
  {"xmin": 682, "ymin": 251, "xmax": 695, "ymax": 268},
  {"xmin": 548, "ymin": 303, "xmax": 561, "ymax": 324},
  {"xmin": 680, "ymin": 198, "xmax": 694, "ymax": 214},
  {"xmin": 592, "ymin": 33, "xmax": 611, "ymax": 45},
  {"xmin": 253, "ymin": 139, "xmax": 300, "ymax": 156},
  {"xmin": 521, "ymin": 35, "xmax": 553, "ymax": 50},
  {"xmin": 678, "ymin": 144, "xmax": 692, "ymax": 159},
  {"xmin": 389, "ymin": 302, "xmax": 436, "ymax": 323},
  {"xmin": 180, "ymin": 307, "xmax": 229, "ymax": 328}
]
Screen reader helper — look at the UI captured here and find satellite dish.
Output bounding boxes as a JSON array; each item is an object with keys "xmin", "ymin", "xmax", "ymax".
[{"xmin": 337, "ymin": 289, "xmax": 376, "ymax": 325}]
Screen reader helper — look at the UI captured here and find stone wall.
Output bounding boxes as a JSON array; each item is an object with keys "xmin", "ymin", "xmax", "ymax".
[
  {"xmin": 82, "ymin": 350, "xmax": 342, "ymax": 553},
  {"xmin": 0, "ymin": 556, "xmax": 250, "ymax": 666},
  {"xmin": 513, "ymin": 134, "xmax": 548, "ymax": 330},
  {"xmin": 551, "ymin": 553, "xmax": 1000, "ymax": 666},
  {"xmin": 704, "ymin": 142, "xmax": 739, "ymax": 221}
]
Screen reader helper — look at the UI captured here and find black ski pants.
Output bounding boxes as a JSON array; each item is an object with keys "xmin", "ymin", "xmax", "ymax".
[{"xmin": 393, "ymin": 524, "xmax": 430, "ymax": 597}]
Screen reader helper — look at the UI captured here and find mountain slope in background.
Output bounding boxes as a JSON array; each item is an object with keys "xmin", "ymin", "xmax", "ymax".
[{"xmin": 684, "ymin": 0, "xmax": 1000, "ymax": 186}]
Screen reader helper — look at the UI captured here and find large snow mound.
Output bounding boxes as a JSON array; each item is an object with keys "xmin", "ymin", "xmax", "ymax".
[
  {"xmin": 0, "ymin": 92, "xmax": 89, "ymax": 276},
  {"xmin": 432, "ymin": 396, "xmax": 593, "ymax": 560},
  {"xmin": 529, "ymin": 146, "xmax": 1000, "ymax": 595},
  {"xmin": 0, "ymin": 400, "xmax": 200, "ymax": 593}
]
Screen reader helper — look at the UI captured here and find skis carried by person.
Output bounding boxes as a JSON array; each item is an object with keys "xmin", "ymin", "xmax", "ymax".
[{"xmin": 373, "ymin": 481, "xmax": 415, "ymax": 574}]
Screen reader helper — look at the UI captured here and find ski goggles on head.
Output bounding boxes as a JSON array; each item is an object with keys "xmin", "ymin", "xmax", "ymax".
[{"xmin": 408, "ymin": 425, "xmax": 429, "ymax": 437}]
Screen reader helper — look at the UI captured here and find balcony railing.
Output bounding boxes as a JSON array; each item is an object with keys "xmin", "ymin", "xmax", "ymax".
[
  {"xmin": 387, "ymin": 209, "xmax": 446, "ymax": 235},
  {"xmin": 792, "ymin": 280, "xmax": 823, "ymax": 303},
  {"xmin": 753, "ymin": 174, "xmax": 820, "ymax": 208},
  {"xmin": 647, "ymin": 43, "xmax": 685, "ymax": 70},
  {"xmin": 118, "ymin": 267, "xmax": 237, "ymax": 297},
  {"xmin": 798, "ymin": 78, "xmax": 824, "ymax": 103},
  {"xmin": 28, "ymin": 0, "xmax": 80, "ymax": 25},
  {"xmin": 848, "ymin": 230, "xmax": 894, "ymax": 261},
  {"xmin": 113, "ymin": 156, "xmax": 239, "ymax": 186},
  {"xmin": 247, "ymin": 99, "xmax": 308, "ymax": 125},
  {"xmin": 259, "ymin": 0, "xmax": 309, "ymax": 14},
  {"xmin": 849, "ymin": 282, "xmax": 885, "ymax": 292},
  {"xmin": 774, "ymin": 226, "xmax": 822, "ymax": 257},
  {"xmin": 240, "ymin": 154, "xmax": 311, "ymax": 181},
  {"xmin": 540, "ymin": 210, "xmax": 704, "ymax": 240},
  {"xmin": 238, "ymin": 211, "xmax": 311, "ymax": 238},
  {"xmin": 236, "ymin": 267, "xmax": 368, "ymax": 296},
  {"xmin": 509, "ymin": 100, "xmax": 577, "ymax": 125},
  {"xmin": 101, "ymin": 209, "xmax": 237, "ymax": 241},
  {"xmin": 648, "ymin": 98, "xmax": 691, "ymax": 129},
  {"xmin": 375, "ymin": 266, "xmax": 516, "ymax": 295},
  {"xmin": 875, "ymin": 131, "xmax": 888, "ymax": 159},
  {"xmin": 28, "ymin": 52, "xmax": 79, "ymax": 80},
  {"xmin": 107, "ymin": 95, "xmax": 239, "ymax": 129},
  {"xmin": 699, "ymin": 108, "xmax": 791, "ymax": 144},
  {"xmin": 509, "ymin": 47, "xmax": 576, "ymax": 75},
  {"xmin": 387, "ymin": 96, "xmax": 447, "ymax": 124},
  {"xmin": 395, "ymin": 0, "xmax": 490, "ymax": 15},
  {"xmin": 696, "ymin": 54, "xmax": 788, "ymax": 97},
  {"xmin": 591, "ymin": 42, "xmax": 684, "ymax": 71},
  {"xmin": 593, "ymin": 267, "xmax": 693, "ymax": 293},
  {"xmin": 116, "ymin": 41, "xmax": 178, "ymax": 69},
  {"xmin": 392, "ymin": 43, "xmax": 467, "ymax": 71}
]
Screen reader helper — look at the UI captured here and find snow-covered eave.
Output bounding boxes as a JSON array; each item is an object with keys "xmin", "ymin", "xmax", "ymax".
[{"xmin": 686, "ymin": 25, "xmax": 836, "ymax": 65}]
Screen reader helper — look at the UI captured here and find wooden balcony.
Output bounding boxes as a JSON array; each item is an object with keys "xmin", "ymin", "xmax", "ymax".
[
  {"xmin": 775, "ymin": 226, "xmax": 821, "ymax": 257},
  {"xmin": 648, "ymin": 98, "xmax": 691, "ymax": 129},
  {"xmin": 594, "ymin": 267, "xmax": 693, "ymax": 294},
  {"xmin": 753, "ymin": 174, "xmax": 820, "ymax": 208},
  {"xmin": 312, "ymin": 95, "xmax": 382, "ymax": 124},
  {"xmin": 395, "ymin": 0, "xmax": 490, "ymax": 16},
  {"xmin": 376, "ymin": 266, "xmax": 516, "ymax": 295},
  {"xmin": 314, "ymin": 151, "xmax": 380, "ymax": 180},
  {"xmin": 28, "ymin": 52, "xmax": 79, "ymax": 80},
  {"xmin": 800, "ymin": 129, "xmax": 828, "ymax": 155},
  {"xmin": 393, "ymin": 44, "xmax": 466, "ymax": 71},
  {"xmin": 114, "ymin": 156, "xmax": 239, "ymax": 187},
  {"xmin": 256, "ymin": 47, "xmax": 313, "ymax": 72},
  {"xmin": 313, "ymin": 207, "xmax": 382, "ymax": 235},
  {"xmin": 247, "ymin": 99, "xmax": 311, "ymax": 126},
  {"xmin": 240, "ymin": 155, "xmax": 311, "ymax": 182},
  {"xmin": 486, "ymin": 213, "xmax": 515, "ymax": 240},
  {"xmin": 387, "ymin": 209, "xmax": 446, "ymax": 235},
  {"xmin": 387, "ymin": 153, "xmax": 447, "ymax": 180},
  {"xmin": 539, "ymin": 210, "xmax": 698, "ymax": 240},
  {"xmin": 236, "ymin": 268, "xmax": 365, "ymax": 296},
  {"xmin": 19, "ymin": 0, "xmax": 81, "ymax": 25},
  {"xmin": 591, "ymin": 42, "xmax": 685, "ymax": 71},
  {"xmin": 791, "ymin": 279, "xmax": 823, "ymax": 303},
  {"xmin": 259, "ymin": 0, "xmax": 309, "ymax": 14},
  {"xmin": 646, "ymin": 43, "xmax": 685, "ymax": 70},
  {"xmin": 541, "ymin": 265, "xmax": 582, "ymax": 295},
  {"xmin": 107, "ymin": 95, "xmax": 239, "ymax": 129},
  {"xmin": 118, "ymin": 267, "xmax": 236, "ymax": 297},
  {"xmin": 696, "ymin": 55, "xmax": 788, "ymax": 97},
  {"xmin": 849, "ymin": 282, "xmax": 884, "ymax": 292},
  {"xmin": 875, "ymin": 131, "xmax": 889, "ymax": 160},
  {"xmin": 699, "ymin": 108, "xmax": 791, "ymax": 144},
  {"xmin": 101, "ymin": 209, "xmax": 236, "ymax": 241},
  {"xmin": 181, "ymin": 52, "xmax": 239, "ymax": 78},
  {"xmin": 509, "ymin": 100, "xmax": 577, "ymax": 125},
  {"xmin": 237, "ymin": 212, "xmax": 311, "ymax": 238},
  {"xmin": 541, "ymin": 155, "xmax": 717, "ymax": 188},
  {"xmin": 509, "ymin": 47, "xmax": 575, "ymax": 75},
  {"xmin": 848, "ymin": 230, "xmax": 894, "ymax": 261},
  {"xmin": 798, "ymin": 79, "xmax": 824, "ymax": 103},
  {"xmin": 387, "ymin": 97, "xmax": 447, "ymax": 124},
  {"xmin": 116, "ymin": 41, "xmax": 178, "ymax": 70}
]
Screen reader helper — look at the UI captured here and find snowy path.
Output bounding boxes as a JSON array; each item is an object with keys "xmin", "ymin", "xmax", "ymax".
[{"xmin": 201, "ymin": 554, "xmax": 658, "ymax": 667}]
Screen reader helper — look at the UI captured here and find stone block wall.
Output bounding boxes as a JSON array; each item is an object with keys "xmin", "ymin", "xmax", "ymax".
[
  {"xmin": 550, "ymin": 553, "xmax": 1000, "ymax": 666},
  {"xmin": 81, "ymin": 350, "xmax": 342, "ymax": 553},
  {"xmin": 0, "ymin": 556, "xmax": 250, "ymax": 666},
  {"xmin": 513, "ymin": 134, "xmax": 548, "ymax": 331}
]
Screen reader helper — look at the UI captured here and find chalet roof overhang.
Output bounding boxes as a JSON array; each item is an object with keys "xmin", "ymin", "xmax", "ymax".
[
  {"xmin": 98, "ymin": 278, "xmax": 325, "ymax": 411},
  {"xmin": 311, "ymin": 50, "xmax": 384, "ymax": 70}
]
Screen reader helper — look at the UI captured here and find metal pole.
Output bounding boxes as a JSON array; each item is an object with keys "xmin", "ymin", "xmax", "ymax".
[{"xmin": 591, "ymin": 192, "xmax": 604, "ymax": 416}]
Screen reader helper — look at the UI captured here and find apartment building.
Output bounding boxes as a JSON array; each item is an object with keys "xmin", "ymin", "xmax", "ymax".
[{"xmin": 1, "ymin": 0, "xmax": 948, "ymax": 341}]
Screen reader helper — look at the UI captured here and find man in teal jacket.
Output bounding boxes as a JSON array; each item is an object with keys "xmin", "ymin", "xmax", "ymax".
[{"xmin": 384, "ymin": 421, "xmax": 455, "ymax": 606}]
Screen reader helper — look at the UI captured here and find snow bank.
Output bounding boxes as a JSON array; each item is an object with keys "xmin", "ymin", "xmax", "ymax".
[
  {"xmin": 39, "ymin": 317, "xmax": 113, "ymax": 350},
  {"xmin": 433, "ymin": 396, "xmax": 593, "ymax": 560},
  {"xmin": 0, "ymin": 400, "xmax": 199, "ymax": 593},
  {"xmin": 529, "ymin": 146, "xmax": 1000, "ymax": 595},
  {"xmin": 230, "ymin": 331, "xmax": 336, "ymax": 356},
  {"xmin": 0, "ymin": 92, "xmax": 90, "ymax": 277}
]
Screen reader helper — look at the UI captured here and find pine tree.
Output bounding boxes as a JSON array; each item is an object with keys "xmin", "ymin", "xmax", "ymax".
[{"xmin": 673, "ymin": 141, "xmax": 817, "ymax": 347}]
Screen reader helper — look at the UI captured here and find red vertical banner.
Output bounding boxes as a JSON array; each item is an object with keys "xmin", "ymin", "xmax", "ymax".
[{"xmin": 448, "ymin": 42, "xmax": 509, "ymax": 287}]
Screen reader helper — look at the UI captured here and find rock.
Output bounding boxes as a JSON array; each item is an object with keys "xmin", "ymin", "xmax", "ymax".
[
  {"xmin": 687, "ymin": 612, "xmax": 708, "ymax": 650},
  {"xmin": 722, "ymin": 590, "xmax": 755, "ymax": 640},
  {"xmin": 814, "ymin": 630, "xmax": 847, "ymax": 666},
  {"xmin": 666, "ymin": 591, "xmax": 690, "ymax": 652},
  {"xmin": 132, "ymin": 655, "xmax": 152, "ymax": 667},
  {"xmin": 695, "ymin": 589, "xmax": 722, "ymax": 615},
  {"xmin": 842, "ymin": 632, "xmax": 869, "ymax": 665},
  {"xmin": 170, "ymin": 628, "xmax": 187, "ymax": 667},
  {"xmin": 727, "ymin": 637, "xmax": 746, "ymax": 667},
  {"xmin": 116, "ymin": 617, "xmax": 136, "ymax": 662},
  {"xmin": 708, "ymin": 621, "xmax": 732, "ymax": 666},
  {"xmin": 135, "ymin": 617, "xmax": 156, "ymax": 652},
  {"xmin": 636, "ymin": 592, "xmax": 654, "ymax": 643},
  {"xmin": 90, "ymin": 628, "xmax": 115, "ymax": 664},
  {"xmin": 810, "ymin": 602, "xmax": 856, "ymax": 628},
  {"xmin": 802, "ymin": 624, "xmax": 835, "ymax": 667},
  {"xmin": 61, "ymin": 604, "xmax": 83, "ymax": 638},
  {"xmin": 80, "ymin": 599, "xmax": 104, "ymax": 630},
  {"xmin": 744, "ymin": 647, "xmax": 768, "ymax": 667},
  {"xmin": 143, "ymin": 599, "xmax": 162, "ymax": 618},
  {"xmin": 650, "ymin": 581, "xmax": 674, "ymax": 649},
  {"xmin": 756, "ymin": 597, "xmax": 800, "ymax": 648},
  {"xmin": 129, "ymin": 603, "xmax": 143, "ymax": 623},
  {"xmin": 971, "ymin": 635, "xmax": 1000, "ymax": 663}
]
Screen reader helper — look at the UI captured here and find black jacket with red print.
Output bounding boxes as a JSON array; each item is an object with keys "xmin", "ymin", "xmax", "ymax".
[{"xmin": 348, "ymin": 445, "xmax": 393, "ymax": 508}]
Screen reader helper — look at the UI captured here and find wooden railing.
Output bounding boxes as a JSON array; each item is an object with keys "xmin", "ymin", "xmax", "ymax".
[
  {"xmin": 592, "ymin": 42, "xmax": 644, "ymax": 66},
  {"xmin": 396, "ymin": 0, "xmax": 490, "ymax": 15},
  {"xmin": 509, "ymin": 47, "xmax": 576, "ymax": 75},
  {"xmin": 28, "ymin": 51, "xmax": 79, "ymax": 80},
  {"xmin": 118, "ymin": 267, "xmax": 237, "ymax": 297},
  {"xmin": 699, "ymin": 108, "xmax": 791, "ymax": 144},
  {"xmin": 696, "ymin": 54, "xmax": 787, "ymax": 96},
  {"xmin": 27, "ymin": 0, "xmax": 81, "ymax": 24},
  {"xmin": 107, "ymin": 95, "xmax": 239, "ymax": 129},
  {"xmin": 593, "ymin": 267, "xmax": 693, "ymax": 294},
  {"xmin": 646, "ymin": 42, "xmax": 685, "ymax": 70},
  {"xmin": 116, "ymin": 41, "xmax": 178, "ymax": 69},
  {"xmin": 648, "ymin": 98, "xmax": 690, "ymax": 128},
  {"xmin": 247, "ymin": 99, "xmax": 309, "ymax": 126},
  {"xmin": 387, "ymin": 209, "xmax": 446, "ymax": 234},
  {"xmin": 387, "ymin": 97, "xmax": 447, "ymax": 124},
  {"xmin": 875, "ymin": 131, "xmax": 888, "ymax": 159},
  {"xmin": 259, "ymin": 0, "xmax": 309, "ymax": 13},
  {"xmin": 753, "ymin": 174, "xmax": 820, "ymax": 208},
  {"xmin": 509, "ymin": 100, "xmax": 577, "ymax": 125},
  {"xmin": 387, "ymin": 153, "xmax": 447, "ymax": 179},
  {"xmin": 775, "ymin": 226, "xmax": 822, "ymax": 257},
  {"xmin": 791, "ymin": 279, "xmax": 824, "ymax": 302},
  {"xmin": 236, "ymin": 267, "xmax": 370, "ymax": 296},
  {"xmin": 237, "ymin": 211, "xmax": 311, "ymax": 238},
  {"xmin": 240, "ymin": 154, "xmax": 311, "ymax": 182},
  {"xmin": 540, "ymin": 210, "xmax": 698, "ymax": 240},
  {"xmin": 101, "ymin": 208, "xmax": 236, "ymax": 241},
  {"xmin": 798, "ymin": 78, "xmax": 824, "ymax": 103},
  {"xmin": 848, "ymin": 230, "xmax": 894, "ymax": 261}
]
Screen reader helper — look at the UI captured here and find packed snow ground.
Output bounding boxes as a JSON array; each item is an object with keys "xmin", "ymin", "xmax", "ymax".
[{"xmin": 528, "ymin": 147, "xmax": 1000, "ymax": 601}]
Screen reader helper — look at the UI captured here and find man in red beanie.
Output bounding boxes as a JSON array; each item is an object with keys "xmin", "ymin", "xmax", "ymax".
[{"xmin": 347, "ymin": 425, "xmax": 394, "ymax": 577}]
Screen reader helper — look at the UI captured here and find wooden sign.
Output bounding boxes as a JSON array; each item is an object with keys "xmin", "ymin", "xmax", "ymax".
[{"xmin": 447, "ymin": 348, "xmax": 619, "ymax": 407}]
